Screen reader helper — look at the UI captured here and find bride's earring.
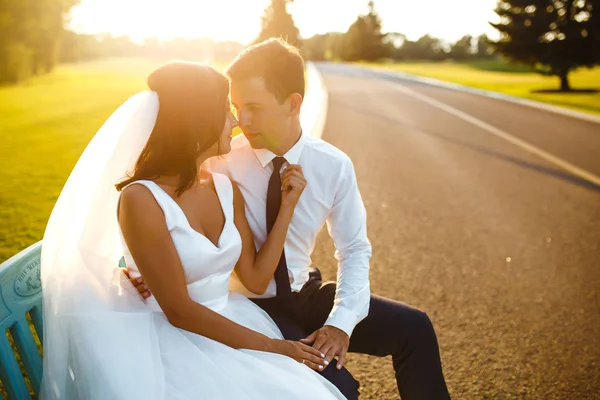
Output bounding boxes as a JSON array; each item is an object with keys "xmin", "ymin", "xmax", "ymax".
[{"xmin": 196, "ymin": 142, "xmax": 200, "ymax": 152}]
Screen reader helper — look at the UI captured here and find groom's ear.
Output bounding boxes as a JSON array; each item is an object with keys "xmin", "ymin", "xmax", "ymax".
[{"xmin": 287, "ymin": 92, "xmax": 303, "ymax": 116}]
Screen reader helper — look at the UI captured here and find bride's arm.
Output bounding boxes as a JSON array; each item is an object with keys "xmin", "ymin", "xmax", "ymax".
[
  {"xmin": 118, "ymin": 185, "xmax": 275, "ymax": 351},
  {"xmin": 232, "ymin": 165, "xmax": 306, "ymax": 295},
  {"xmin": 118, "ymin": 184, "xmax": 324, "ymax": 369}
]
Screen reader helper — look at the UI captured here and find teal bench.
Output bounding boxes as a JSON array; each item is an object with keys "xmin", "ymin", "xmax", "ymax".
[
  {"xmin": 0, "ymin": 242, "xmax": 127, "ymax": 399},
  {"xmin": 0, "ymin": 242, "xmax": 43, "ymax": 400}
]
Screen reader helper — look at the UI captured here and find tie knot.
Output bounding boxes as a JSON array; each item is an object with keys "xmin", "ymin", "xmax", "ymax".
[{"xmin": 272, "ymin": 157, "xmax": 286, "ymax": 170}]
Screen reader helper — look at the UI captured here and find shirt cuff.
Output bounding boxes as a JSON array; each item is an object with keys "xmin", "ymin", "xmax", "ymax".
[{"xmin": 324, "ymin": 305, "xmax": 359, "ymax": 338}]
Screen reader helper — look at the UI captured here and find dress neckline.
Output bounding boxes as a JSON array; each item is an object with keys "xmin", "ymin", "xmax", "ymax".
[{"xmin": 146, "ymin": 173, "xmax": 229, "ymax": 249}]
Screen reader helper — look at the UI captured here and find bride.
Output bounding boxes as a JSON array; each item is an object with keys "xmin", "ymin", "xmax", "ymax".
[{"xmin": 40, "ymin": 61, "xmax": 346, "ymax": 399}]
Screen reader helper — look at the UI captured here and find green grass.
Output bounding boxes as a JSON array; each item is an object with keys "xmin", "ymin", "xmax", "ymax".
[
  {"xmin": 0, "ymin": 58, "xmax": 229, "ymax": 262},
  {"xmin": 363, "ymin": 60, "xmax": 600, "ymax": 116}
]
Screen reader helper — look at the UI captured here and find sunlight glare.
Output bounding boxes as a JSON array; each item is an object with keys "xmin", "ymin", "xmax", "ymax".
[
  {"xmin": 70, "ymin": 0, "xmax": 269, "ymax": 43},
  {"xmin": 70, "ymin": 0, "xmax": 498, "ymax": 44}
]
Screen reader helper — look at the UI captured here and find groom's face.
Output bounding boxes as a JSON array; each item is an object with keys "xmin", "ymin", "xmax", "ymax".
[{"xmin": 230, "ymin": 76, "xmax": 290, "ymax": 150}]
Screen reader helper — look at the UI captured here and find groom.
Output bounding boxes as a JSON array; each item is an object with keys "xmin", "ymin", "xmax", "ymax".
[{"xmin": 129, "ymin": 39, "xmax": 450, "ymax": 400}]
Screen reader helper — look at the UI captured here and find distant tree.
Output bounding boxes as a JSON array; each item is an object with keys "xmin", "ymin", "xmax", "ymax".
[
  {"xmin": 342, "ymin": 1, "xmax": 387, "ymax": 61},
  {"xmin": 342, "ymin": 16, "xmax": 369, "ymax": 61},
  {"xmin": 28, "ymin": 0, "xmax": 78, "ymax": 73},
  {"xmin": 397, "ymin": 34, "xmax": 445, "ymax": 60},
  {"xmin": 254, "ymin": 0, "xmax": 301, "ymax": 47},
  {"xmin": 60, "ymin": 32, "xmax": 104, "ymax": 63},
  {"xmin": 60, "ymin": 32, "xmax": 244, "ymax": 65},
  {"xmin": 491, "ymin": 0, "xmax": 600, "ymax": 91},
  {"xmin": 384, "ymin": 32, "xmax": 406, "ymax": 48},
  {"xmin": 382, "ymin": 32, "xmax": 406, "ymax": 60},
  {"xmin": 303, "ymin": 34, "xmax": 329, "ymax": 60},
  {"xmin": 475, "ymin": 34, "xmax": 495, "ymax": 58},
  {"xmin": 302, "ymin": 32, "xmax": 347, "ymax": 61},
  {"xmin": 449, "ymin": 35, "xmax": 475, "ymax": 60},
  {"xmin": 0, "ymin": 0, "xmax": 78, "ymax": 83},
  {"xmin": 326, "ymin": 32, "xmax": 347, "ymax": 60}
]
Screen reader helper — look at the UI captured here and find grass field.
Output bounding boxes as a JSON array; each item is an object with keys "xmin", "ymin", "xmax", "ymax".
[
  {"xmin": 0, "ymin": 58, "xmax": 229, "ymax": 262},
  {"xmin": 363, "ymin": 59, "xmax": 600, "ymax": 116}
]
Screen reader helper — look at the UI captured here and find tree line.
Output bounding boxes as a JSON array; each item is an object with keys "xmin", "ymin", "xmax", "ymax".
[
  {"xmin": 0, "ymin": 0, "xmax": 78, "ymax": 83},
  {"xmin": 303, "ymin": 32, "xmax": 495, "ymax": 62},
  {"xmin": 0, "ymin": 0, "xmax": 243, "ymax": 84},
  {"xmin": 264, "ymin": 0, "xmax": 600, "ymax": 91},
  {"xmin": 2, "ymin": 0, "xmax": 599, "ymax": 91},
  {"xmin": 59, "ymin": 33, "xmax": 244, "ymax": 65},
  {"xmin": 254, "ymin": 1, "xmax": 494, "ymax": 62}
]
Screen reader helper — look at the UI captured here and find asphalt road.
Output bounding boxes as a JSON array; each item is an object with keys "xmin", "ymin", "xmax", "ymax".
[{"xmin": 310, "ymin": 62, "xmax": 600, "ymax": 399}]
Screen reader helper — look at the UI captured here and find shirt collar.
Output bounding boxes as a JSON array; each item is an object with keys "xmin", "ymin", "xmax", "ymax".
[{"xmin": 253, "ymin": 132, "xmax": 306, "ymax": 168}]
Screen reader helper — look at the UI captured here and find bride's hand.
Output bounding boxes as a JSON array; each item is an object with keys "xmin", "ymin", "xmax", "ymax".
[
  {"xmin": 280, "ymin": 165, "xmax": 307, "ymax": 210},
  {"xmin": 268, "ymin": 339, "xmax": 328, "ymax": 372}
]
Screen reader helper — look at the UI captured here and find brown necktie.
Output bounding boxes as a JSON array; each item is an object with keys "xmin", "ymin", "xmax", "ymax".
[{"xmin": 266, "ymin": 157, "xmax": 293, "ymax": 306}]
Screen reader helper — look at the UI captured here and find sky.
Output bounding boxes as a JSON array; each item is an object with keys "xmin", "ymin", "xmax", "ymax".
[{"xmin": 69, "ymin": 0, "xmax": 500, "ymax": 44}]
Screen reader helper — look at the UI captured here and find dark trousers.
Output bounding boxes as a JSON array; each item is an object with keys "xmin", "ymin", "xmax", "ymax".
[{"xmin": 251, "ymin": 268, "xmax": 450, "ymax": 400}]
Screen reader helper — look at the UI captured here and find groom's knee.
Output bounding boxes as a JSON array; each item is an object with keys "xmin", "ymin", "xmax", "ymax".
[
  {"xmin": 399, "ymin": 308, "xmax": 438, "ymax": 352},
  {"xmin": 320, "ymin": 361, "xmax": 360, "ymax": 400},
  {"xmin": 412, "ymin": 310, "xmax": 436, "ymax": 340}
]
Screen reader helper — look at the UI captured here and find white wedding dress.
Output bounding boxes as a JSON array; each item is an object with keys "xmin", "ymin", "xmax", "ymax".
[
  {"xmin": 39, "ymin": 92, "xmax": 344, "ymax": 399},
  {"xmin": 113, "ymin": 173, "xmax": 346, "ymax": 399}
]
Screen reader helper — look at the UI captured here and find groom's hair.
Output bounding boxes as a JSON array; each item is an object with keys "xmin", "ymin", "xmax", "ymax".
[{"xmin": 225, "ymin": 38, "xmax": 305, "ymax": 103}]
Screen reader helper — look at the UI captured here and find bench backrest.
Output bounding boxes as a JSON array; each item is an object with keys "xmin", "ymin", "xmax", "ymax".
[{"xmin": 0, "ymin": 242, "xmax": 43, "ymax": 400}]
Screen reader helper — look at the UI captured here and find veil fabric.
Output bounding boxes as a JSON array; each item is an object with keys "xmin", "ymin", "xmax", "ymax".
[{"xmin": 40, "ymin": 91, "xmax": 166, "ymax": 399}]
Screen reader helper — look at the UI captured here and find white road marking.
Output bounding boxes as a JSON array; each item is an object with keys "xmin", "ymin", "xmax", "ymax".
[{"xmin": 391, "ymin": 82, "xmax": 600, "ymax": 187}]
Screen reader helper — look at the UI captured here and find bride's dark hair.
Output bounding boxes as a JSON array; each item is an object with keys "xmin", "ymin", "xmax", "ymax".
[{"xmin": 116, "ymin": 61, "xmax": 229, "ymax": 196}]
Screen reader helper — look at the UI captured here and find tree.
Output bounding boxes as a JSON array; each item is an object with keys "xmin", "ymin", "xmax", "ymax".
[
  {"xmin": 254, "ymin": 0, "xmax": 301, "ymax": 47},
  {"xmin": 491, "ymin": 0, "xmax": 600, "ymax": 91},
  {"xmin": 342, "ymin": 1, "xmax": 387, "ymax": 61},
  {"xmin": 449, "ymin": 35, "xmax": 475, "ymax": 60},
  {"xmin": 303, "ymin": 34, "xmax": 329, "ymax": 60},
  {"xmin": 382, "ymin": 32, "xmax": 406, "ymax": 60},
  {"xmin": 325, "ymin": 33, "xmax": 347, "ymax": 60},
  {"xmin": 397, "ymin": 34, "xmax": 445, "ymax": 60},
  {"xmin": 475, "ymin": 34, "xmax": 494, "ymax": 58},
  {"xmin": 0, "ymin": 0, "xmax": 78, "ymax": 83},
  {"xmin": 60, "ymin": 32, "xmax": 103, "ymax": 63}
]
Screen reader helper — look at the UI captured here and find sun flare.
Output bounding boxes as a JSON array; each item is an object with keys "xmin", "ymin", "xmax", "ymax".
[{"xmin": 70, "ymin": 0, "xmax": 498, "ymax": 45}]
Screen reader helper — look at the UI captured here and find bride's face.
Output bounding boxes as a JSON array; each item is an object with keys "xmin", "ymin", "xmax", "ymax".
[{"xmin": 208, "ymin": 99, "xmax": 238, "ymax": 157}]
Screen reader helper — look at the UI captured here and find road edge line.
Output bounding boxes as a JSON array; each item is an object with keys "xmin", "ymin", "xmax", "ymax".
[
  {"xmin": 366, "ymin": 65, "xmax": 600, "ymax": 126},
  {"xmin": 391, "ymin": 81, "xmax": 600, "ymax": 187}
]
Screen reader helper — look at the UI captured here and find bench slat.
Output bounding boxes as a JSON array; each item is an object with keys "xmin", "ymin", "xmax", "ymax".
[
  {"xmin": 0, "ymin": 333, "xmax": 32, "ymax": 400},
  {"xmin": 11, "ymin": 317, "xmax": 42, "ymax": 395},
  {"xmin": 30, "ymin": 305, "xmax": 44, "ymax": 345}
]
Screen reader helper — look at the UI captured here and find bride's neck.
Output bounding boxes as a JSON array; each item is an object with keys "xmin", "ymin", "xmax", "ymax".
[{"xmin": 153, "ymin": 157, "xmax": 211, "ymax": 190}]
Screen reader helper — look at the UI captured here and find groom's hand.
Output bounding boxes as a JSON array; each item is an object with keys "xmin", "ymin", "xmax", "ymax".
[
  {"xmin": 122, "ymin": 268, "xmax": 152, "ymax": 299},
  {"xmin": 300, "ymin": 326, "xmax": 349, "ymax": 370}
]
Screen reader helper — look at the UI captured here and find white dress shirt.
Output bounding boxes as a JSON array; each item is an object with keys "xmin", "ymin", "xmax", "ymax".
[{"xmin": 206, "ymin": 133, "xmax": 371, "ymax": 337}]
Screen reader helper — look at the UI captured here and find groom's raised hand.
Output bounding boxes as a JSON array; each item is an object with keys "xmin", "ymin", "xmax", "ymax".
[
  {"xmin": 300, "ymin": 326, "xmax": 350, "ymax": 371},
  {"xmin": 122, "ymin": 268, "xmax": 152, "ymax": 299}
]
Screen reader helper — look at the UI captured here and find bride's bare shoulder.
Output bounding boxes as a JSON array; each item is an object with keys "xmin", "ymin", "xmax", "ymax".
[
  {"xmin": 118, "ymin": 183, "xmax": 162, "ymax": 222},
  {"xmin": 120, "ymin": 182, "xmax": 153, "ymax": 202}
]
